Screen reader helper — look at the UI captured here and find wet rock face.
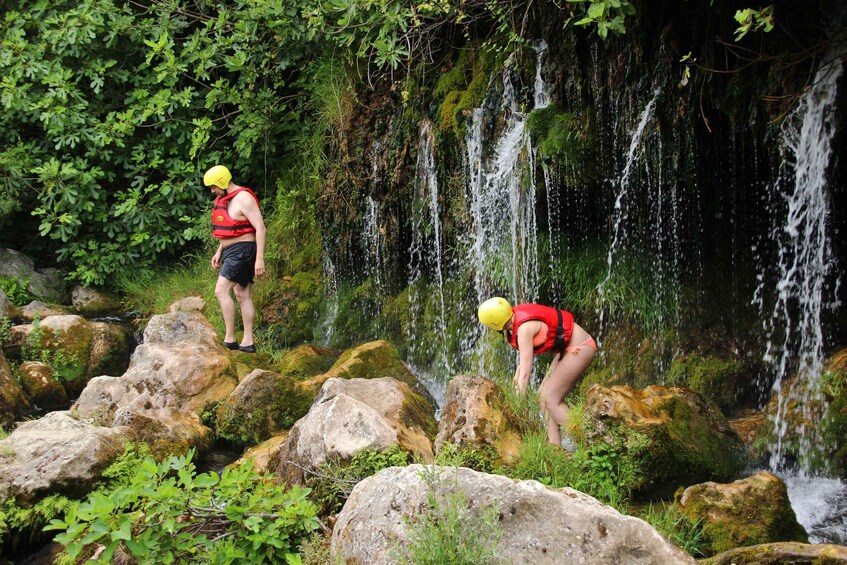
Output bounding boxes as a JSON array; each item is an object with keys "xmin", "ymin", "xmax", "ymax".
[
  {"xmin": 274, "ymin": 377, "xmax": 436, "ymax": 485},
  {"xmin": 434, "ymin": 374, "xmax": 522, "ymax": 465},
  {"xmin": 331, "ymin": 464, "xmax": 696, "ymax": 565},
  {"xmin": 677, "ymin": 471, "xmax": 808, "ymax": 556},
  {"xmin": 581, "ymin": 384, "xmax": 747, "ymax": 499}
]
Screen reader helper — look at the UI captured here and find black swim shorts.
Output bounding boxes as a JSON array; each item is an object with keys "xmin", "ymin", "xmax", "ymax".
[{"xmin": 220, "ymin": 241, "xmax": 257, "ymax": 287}]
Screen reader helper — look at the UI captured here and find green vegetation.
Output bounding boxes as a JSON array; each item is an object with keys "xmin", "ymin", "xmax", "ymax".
[
  {"xmin": 20, "ymin": 316, "xmax": 86, "ymax": 385},
  {"xmin": 734, "ymin": 6, "xmax": 775, "ymax": 41},
  {"xmin": 567, "ymin": 0, "xmax": 637, "ymax": 39},
  {"xmin": 637, "ymin": 502, "xmax": 705, "ymax": 557},
  {"xmin": 47, "ymin": 448, "xmax": 319, "ymax": 564},
  {"xmin": 0, "ymin": 276, "xmax": 31, "ymax": 307},
  {"xmin": 307, "ymin": 445, "xmax": 411, "ymax": 515},
  {"xmin": 391, "ymin": 467, "xmax": 502, "ymax": 565}
]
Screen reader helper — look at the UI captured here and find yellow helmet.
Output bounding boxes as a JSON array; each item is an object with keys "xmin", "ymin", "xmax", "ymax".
[
  {"xmin": 478, "ymin": 297, "xmax": 513, "ymax": 331},
  {"xmin": 203, "ymin": 165, "xmax": 232, "ymax": 189}
]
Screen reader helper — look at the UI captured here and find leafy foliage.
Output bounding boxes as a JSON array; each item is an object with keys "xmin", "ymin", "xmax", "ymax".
[
  {"xmin": 567, "ymin": 0, "xmax": 636, "ymax": 39},
  {"xmin": 734, "ymin": 6, "xmax": 775, "ymax": 41},
  {"xmin": 0, "ymin": 276, "xmax": 32, "ymax": 307},
  {"xmin": 46, "ymin": 449, "xmax": 319, "ymax": 564},
  {"xmin": 307, "ymin": 445, "xmax": 411, "ymax": 515}
]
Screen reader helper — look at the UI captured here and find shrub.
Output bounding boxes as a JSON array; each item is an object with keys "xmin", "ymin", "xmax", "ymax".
[
  {"xmin": 391, "ymin": 467, "xmax": 502, "ymax": 565},
  {"xmin": 46, "ymin": 449, "xmax": 319, "ymax": 564}
]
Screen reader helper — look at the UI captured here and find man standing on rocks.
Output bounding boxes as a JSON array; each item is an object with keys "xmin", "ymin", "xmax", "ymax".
[{"xmin": 204, "ymin": 165, "xmax": 266, "ymax": 353}]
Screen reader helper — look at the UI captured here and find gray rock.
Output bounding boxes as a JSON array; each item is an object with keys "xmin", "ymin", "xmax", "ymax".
[
  {"xmin": 435, "ymin": 374, "xmax": 522, "ymax": 465},
  {"xmin": 0, "ymin": 411, "xmax": 131, "ymax": 504},
  {"xmin": 332, "ymin": 464, "xmax": 696, "ymax": 564},
  {"xmin": 275, "ymin": 377, "xmax": 436, "ymax": 485}
]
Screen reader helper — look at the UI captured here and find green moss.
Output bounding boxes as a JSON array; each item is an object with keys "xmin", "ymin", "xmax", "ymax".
[
  {"xmin": 216, "ymin": 372, "xmax": 313, "ymax": 446},
  {"xmin": 400, "ymin": 389, "xmax": 438, "ymax": 440},
  {"xmin": 275, "ymin": 344, "xmax": 339, "ymax": 380},
  {"xmin": 667, "ymin": 354, "xmax": 746, "ymax": 412},
  {"xmin": 433, "ymin": 46, "xmax": 496, "ymax": 137},
  {"xmin": 526, "ymin": 106, "xmax": 587, "ymax": 164}
]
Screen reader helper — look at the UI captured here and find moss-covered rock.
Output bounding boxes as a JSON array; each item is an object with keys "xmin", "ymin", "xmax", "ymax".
[
  {"xmin": 0, "ymin": 352, "xmax": 29, "ymax": 429},
  {"xmin": 276, "ymin": 344, "xmax": 340, "ymax": 379},
  {"xmin": 300, "ymin": 340, "xmax": 430, "ymax": 403},
  {"xmin": 676, "ymin": 471, "xmax": 807, "ymax": 556},
  {"xmin": 216, "ymin": 369, "xmax": 310, "ymax": 446},
  {"xmin": 87, "ymin": 321, "xmax": 131, "ymax": 379},
  {"xmin": 435, "ymin": 374, "xmax": 522, "ymax": 466},
  {"xmin": 581, "ymin": 384, "xmax": 747, "ymax": 499},
  {"xmin": 755, "ymin": 347, "xmax": 847, "ymax": 477},
  {"xmin": 433, "ymin": 45, "xmax": 496, "ymax": 137},
  {"xmin": 666, "ymin": 353, "xmax": 749, "ymax": 412},
  {"xmin": 17, "ymin": 361, "xmax": 68, "ymax": 411},
  {"xmin": 701, "ymin": 542, "xmax": 847, "ymax": 565}
]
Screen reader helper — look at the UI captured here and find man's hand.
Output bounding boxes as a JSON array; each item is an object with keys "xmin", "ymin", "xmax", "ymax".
[
  {"xmin": 211, "ymin": 252, "xmax": 221, "ymax": 269},
  {"xmin": 255, "ymin": 258, "xmax": 265, "ymax": 277}
]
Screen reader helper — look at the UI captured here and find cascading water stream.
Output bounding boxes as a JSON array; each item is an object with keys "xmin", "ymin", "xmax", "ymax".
[
  {"xmin": 362, "ymin": 195, "xmax": 383, "ymax": 291},
  {"xmin": 754, "ymin": 38, "xmax": 846, "ymax": 543},
  {"xmin": 764, "ymin": 45, "xmax": 844, "ymax": 473},
  {"xmin": 595, "ymin": 89, "xmax": 661, "ymax": 343},
  {"xmin": 466, "ymin": 45, "xmax": 549, "ymax": 375},
  {"xmin": 319, "ymin": 250, "xmax": 339, "ymax": 346}
]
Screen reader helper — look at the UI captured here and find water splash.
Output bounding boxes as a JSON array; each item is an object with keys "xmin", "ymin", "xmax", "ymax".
[{"xmin": 764, "ymin": 45, "xmax": 845, "ymax": 472}]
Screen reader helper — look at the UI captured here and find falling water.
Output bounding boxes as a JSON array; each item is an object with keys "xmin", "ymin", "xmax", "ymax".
[
  {"xmin": 319, "ymin": 251, "xmax": 339, "ymax": 346},
  {"xmin": 764, "ymin": 46, "xmax": 844, "ymax": 472},
  {"xmin": 595, "ymin": 89, "xmax": 661, "ymax": 341},
  {"xmin": 532, "ymin": 39, "xmax": 550, "ymax": 110},
  {"xmin": 362, "ymin": 195, "xmax": 383, "ymax": 291}
]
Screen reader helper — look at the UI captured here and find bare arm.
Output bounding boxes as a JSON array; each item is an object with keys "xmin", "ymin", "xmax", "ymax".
[
  {"xmin": 513, "ymin": 320, "xmax": 541, "ymax": 394},
  {"xmin": 237, "ymin": 193, "xmax": 267, "ymax": 277},
  {"xmin": 211, "ymin": 242, "xmax": 223, "ymax": 269}
]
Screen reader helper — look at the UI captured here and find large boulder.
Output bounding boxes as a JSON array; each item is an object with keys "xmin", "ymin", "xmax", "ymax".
[
  {"xmin": 581, "ymin": 384, "xmax": 746, "ymax": 498},
  {"xmin": 677, "ymin": 471, "xmax": 807, "ymax": 556},
  {"xmin": 274, "ymin": 377, "xmax": 436, "ymax": 485},
  {"xmin": 0, "ymin": 249, "xmax": 65, "ymax": 303},
  {"xmin": 216, "ymin": 368, "xmax": 304, "ymax": 445},
  {"xmin": 70, "ymin": 286, "xmax": 122, "ymax": 317},
  {"xmin": 87, "ymin": 321, "xmax": 131, "ymax": 379},
  {"xmin": 331, "ymin": 464, "xmax": 696, "ymax": 564},
  {"xmin": 435, "ymin": 374, "xmax": 522, "ymax": 465},
  {"xmin": 18, "ymin": 361, "xmax": 69, "ymax": 411},
  {"xmin": 10, "ymin": 315, "xmax": 94, "ymax": 396},
  {"xmin": 702, "ymin": 542, "xmax": 847, "ymax": 564},
  {"xmin": 0, "ymin": 411, "xmax": 131, "ymax": 504},
  {"xmin": 0, "ymin": 351, "xmax": 30, "ymax": 428},
  {"xmin": 72, "ymin": 310, "xmax": 237, "ymax": 455}
]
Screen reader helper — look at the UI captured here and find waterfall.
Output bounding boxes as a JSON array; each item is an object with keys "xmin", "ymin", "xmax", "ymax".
[
  {"xmin": 362, "ymin": 195, "xmax": 383, "ymax": 291},
  {"xmin": 319, "ymin": 250, "xmax": 339, "ymax": 346},
  {"xmin": 763, "ymin": 45, "xmax": 845, "ymax": 472},
  {"xmin": 595, "ymin": 89, "xmax": 661, "ymax": 342}
]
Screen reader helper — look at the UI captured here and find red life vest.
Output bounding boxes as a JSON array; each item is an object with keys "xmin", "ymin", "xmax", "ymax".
[
  {"xmin": 211, "ymin": 187, "xmax": 259, "ymax": 239},
  {"xmin": 507, "ymin": 303, "xmax": 574, "ymax": 355}
]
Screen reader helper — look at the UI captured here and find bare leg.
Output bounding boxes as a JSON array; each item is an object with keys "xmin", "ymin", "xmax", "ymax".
[
  {"xmin": 539, "ymin": 347, "xmax": 595, "ymax": 446},
  {"xmin": 233, "ymin": 283, "xmax": 254, "ymax": 346},
  {"xmin": 215, "ymin": 276, "xmax": 238, "ymax": 343}
]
